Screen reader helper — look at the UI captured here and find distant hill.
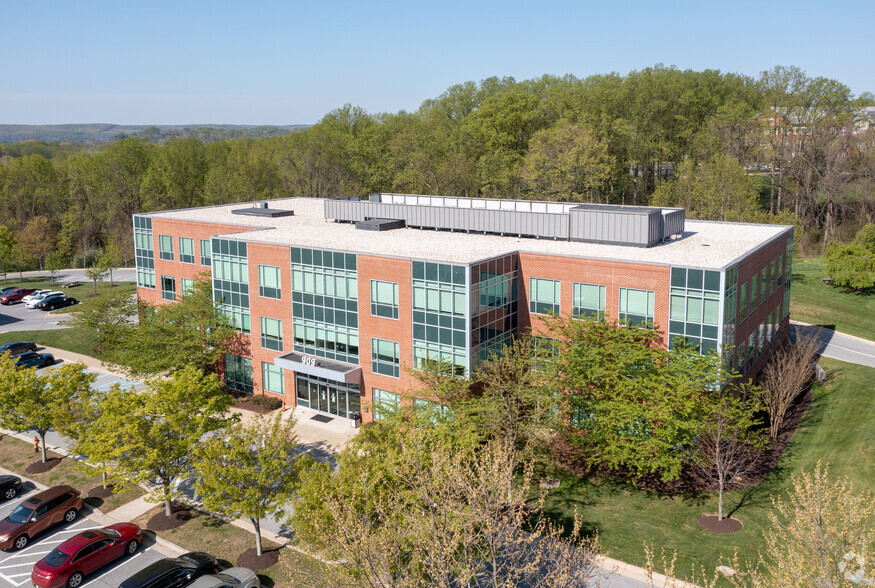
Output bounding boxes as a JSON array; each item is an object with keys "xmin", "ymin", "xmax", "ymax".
[{"xmin": 0, "ymin": 123, "xmax": 310, "ymax": 144}]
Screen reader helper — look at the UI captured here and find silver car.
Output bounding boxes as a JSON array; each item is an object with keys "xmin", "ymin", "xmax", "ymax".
[{"xmin": 186, "ymin": 567, "xmax": 260, "ymax": 588}]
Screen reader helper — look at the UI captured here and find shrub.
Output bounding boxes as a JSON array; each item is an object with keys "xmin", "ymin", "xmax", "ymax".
[{"xmin": 248, "ymin": 395, "xmax": 283, "ymax": 410}]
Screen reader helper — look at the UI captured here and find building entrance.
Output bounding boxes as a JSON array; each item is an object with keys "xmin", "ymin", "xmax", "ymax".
[{"xmin": 295, "ymin": 374, "xmax": 361, "ymax": 419}]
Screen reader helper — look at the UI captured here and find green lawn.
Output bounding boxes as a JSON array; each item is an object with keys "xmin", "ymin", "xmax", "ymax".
[
  {"xmin": 133, "ymin": 506, "xmax": 330, "ymax": 587},
  {"xmin": 0, "ymin": 436, "xmax": 145, "ymax": 512},
  {"xmin": 540, "ymin": 357, "xmax": 875, "ymax": 580},
  {"xmin": 0, "ymin": 327, "xmax": 99, "ymax": 356},
  {"xmin": 0, "ymin": 278, "xmax": 135, "ymax": 302},
  {"xmin": 0, "ymin": 281, "xmax": 134, "ymax": 355},
  {"xmin": 790, "ymin": 257, "xmax": 875, "ymax": 340}
]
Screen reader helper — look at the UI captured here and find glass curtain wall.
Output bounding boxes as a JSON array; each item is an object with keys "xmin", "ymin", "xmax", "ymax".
[
  {"xmin": 412, "ymin": 261, "xmax": 468, "ymax": 376},
  {"xmin": 133, "ymin": 216, "xmax": 155, "ymax": 289},
  {"xmin": 470, "ymin": 254, "xmax": 518, "ymax": 367},
  {"xmin": 212, "ymin": 238, "xmax": 250, "ymax": 333},
  {"xmin": 291, "ymin": 247, "xmax": 359, "ymax": 364},
  {"xmin": 669, "ymin": 267, "xmax": 721, "ymax": 354}
]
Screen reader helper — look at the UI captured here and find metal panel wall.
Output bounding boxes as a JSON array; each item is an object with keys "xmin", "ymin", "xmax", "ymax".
[{"xmin": 326, "ymin": 198, "xmax": 680, "ymax": 245}]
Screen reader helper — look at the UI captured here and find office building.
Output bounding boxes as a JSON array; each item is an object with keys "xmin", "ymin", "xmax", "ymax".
[{"xmin": 134, "ymin": 194, "xmax": 793, "ymax": 423}]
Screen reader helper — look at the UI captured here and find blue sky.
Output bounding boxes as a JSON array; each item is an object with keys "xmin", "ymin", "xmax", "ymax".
[{"xmin": 2, "ymin": 0, "xmax": 872, "ymax": 125}]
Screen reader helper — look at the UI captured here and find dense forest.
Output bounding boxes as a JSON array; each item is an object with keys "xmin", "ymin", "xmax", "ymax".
[{"xmin": 1, "ymin": 65, "xmax": 872, "ymax": 270}]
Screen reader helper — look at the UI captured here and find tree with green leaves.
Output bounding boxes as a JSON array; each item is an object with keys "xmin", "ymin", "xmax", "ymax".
[
  {"xmin": 546, "ymin": 316, "xmax": 728, "ymax": 481},
  {"xmin": 194, "ymin": 414, "xmax": 309, "ymax": 557},
  {"xmin": 101, "ymin": 274, "xmax": 237, "ymax": 377},
  {"xmin": 825, "ymin": 224, "xmax": 875, "ymax": 290},
  {"xmin": 60, "ymin": 286, "xmax": 137, "ymax": 353},
  {"xmin": 74, "ymin": 365, "xmax": 235, "ymax": 516},
  {"xmin": 45, "ymin": 251, "xmax": 66, "ymax": 285},
  {"xmin": 17, "ymin": 216, "xmax": 56, "ymax": 270},
  {"xmin": 85, "ymin": 260, "xmax": 109, "ymax": 295},
  {"xmin": 0, "ymin": 225, "xmax": 15, "ymax": 282},
  {"xmin": 523, "ymin": 121, "xmax": 613, "ymax": 202},
  {"xmin": 99, "ymin": 240, "xmax": 124, "ymax": 287},
  {"xmin": 0, "ymin": 355, "xmax": 96, "ymax": 463}
]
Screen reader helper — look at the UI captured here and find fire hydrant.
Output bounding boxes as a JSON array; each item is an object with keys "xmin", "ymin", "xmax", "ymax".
[{"xmin": 33, "ymin": 436, "xmax": 39, "ymax": 453}]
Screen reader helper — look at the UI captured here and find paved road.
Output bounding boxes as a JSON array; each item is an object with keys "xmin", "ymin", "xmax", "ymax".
[
  {"xmin": 0, "ymin": 485, "xmax": 164, "ymax": 588},
  {"xmin": 790, "ymin": 322, "xmax": 875, "ymax": 368},
  {"xmin": 3, "ymin": 268, "xmax": 136, "ymax": 285}
]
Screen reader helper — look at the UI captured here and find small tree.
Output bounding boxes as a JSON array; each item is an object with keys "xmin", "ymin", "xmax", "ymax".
[
  {"xmin": 45, "ymin": 251, "xmax": 66, "ymax": 285},
  {"xmin": 75, "ymin": 365, "xmax": 235, "ymax": 516},
  {"xmin": 761, "ymin": 336, "xmax": 820, "ymax": 439},
  {"xmin": 0, "ymin": 226, "xmax": 16, "ymax": 283},
  {"xmin": 742, "ymin": 463, "xmax": 875, "ymax": 587},
  {"xmin": 85, "ymin": 260, "xmax": 109, "ymax": 296},
  {"xmin": 101, "ymin": 274, "xmax": 237, "ymax": 377},
  {"xmin": 99, "ymin": 240, "xmax": 124, "ymax": 287},
  {"xmin": 60, "ymin": 287, "xmax": 137, "ymax": 353},
  {"xmin": 291, "ymin": 425, "xmax": 599, "ymax": 586},
  {"xmin": 0, "ymin": 355, "xmax": 96, "ymax": 463},
  {"xmin": 195, "ymin": 414, "xmax": 309, "ymax": 556},
  {"xmin": 687, "ymin": 391, "xmax": 766, "ymax": 521},
  {"xmin": 55, "ymin": 383, "xmax": 118, "ymax": 488}
]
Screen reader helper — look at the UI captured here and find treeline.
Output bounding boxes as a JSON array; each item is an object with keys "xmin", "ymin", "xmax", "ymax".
[
  {"xmin": 0, "ymin": 123, "xmax": 308, "ymax": 145},
  {"xmin": 1, "ymin": 64, "xmax": 873, "ymax": 270}
]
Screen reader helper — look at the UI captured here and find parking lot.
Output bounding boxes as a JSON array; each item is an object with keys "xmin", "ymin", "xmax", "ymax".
[
  {"xmin": 0, "ymin": 485, "xmax": 165, "ymax": 588},
  {"xmin": 0, "ymin": 298, "xmax": 73, "ymax": 334}
]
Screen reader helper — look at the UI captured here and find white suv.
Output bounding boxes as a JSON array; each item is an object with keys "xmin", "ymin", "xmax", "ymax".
[
  {"xmin": 25, "ymin": 291, "xmax": 64, "ymax": 309},
  {"xmin": 21, "ymin": 289, "xmax": 52, "ymax": 304}
]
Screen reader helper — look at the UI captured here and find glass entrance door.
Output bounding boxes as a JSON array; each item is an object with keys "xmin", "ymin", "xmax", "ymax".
[{"xmin": 295, "ymin": 374, "xmax": 361, "ymax": 419}]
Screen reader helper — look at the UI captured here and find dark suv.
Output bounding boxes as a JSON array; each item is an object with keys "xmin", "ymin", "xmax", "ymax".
[
  {"xmin": 119, "ymin": 552, "xmax": 219, "ymax": 588},
  {"xmin": 0, "ymin": 341, "xmax": 38, "ymax": 357},
  {"xmin": 0, "ymin": 485, "xmax": 83, "ymax": 550}
]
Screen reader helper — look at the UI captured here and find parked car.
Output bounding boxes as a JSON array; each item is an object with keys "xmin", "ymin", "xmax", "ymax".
[
  {"xmin": 0, "ymin": 476, "xmax": 23, "ymax": 501},
  {"xmin": 188, "ymin": 568, "xmax": 260, "ymax": 588},
  {"xmin": 0, "ymin": 286, "xmax": 18, "ymax": 296},
  {"xmin": 25, "ymin": 292, "xmax": 64, "ymax": 309},
  {"xmin": 0, "ymin": 485, "xmax": 83, "ymax": 551},
  {"xmin": 14, "ymin": 352, "xmax": 55, "ymax": 369},
  {"xmin": 22, "ymin": 289, "xmax": 53, "ymax": 304},
  {"xmin": 0, "ymin": 341, "xmax": 38, "ymax": 357},
  {"xmin": 119, "ymin": 552, "xmax": 219, "ymax": 588},
  {"xmin": 31, "ymin": 523, "xmax": 144, "ymax": 588},
  {"xmin": 0, "ymin": 288, "xmax": 35, "ymax": 305},
  {"xmin": 36, "ymin": 296, "xmax": 77, "ymax": 311}
]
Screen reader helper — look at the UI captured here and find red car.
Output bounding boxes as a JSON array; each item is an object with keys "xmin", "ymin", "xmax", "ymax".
[
  {"xmin": 0, "ymin": 288, "xmax": 34, "ymax": 305},
  {"xmin": 31, "ymin": 523, "xmax": 143, "ymax": 588}
]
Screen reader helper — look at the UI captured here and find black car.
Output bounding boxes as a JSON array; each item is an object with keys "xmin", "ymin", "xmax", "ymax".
[
  {"xmin": 0, "ymin": 476, "xmax": 22, "ymax": 501},
  {"xmin": 0, "ymin": 341, "xmax": 38, "ymax": 358},
  {"xmin": 0, "ymin": 286, "xmax": 17, "ymax": 296},
  {"xmin": 13, "ymin": 352, "xmax": 54, "ymax": 369},
  {"xmin": 36, "ymin": 296, "xmax": 77, "ymax": 311},
  {"xmin": 119, "ymin": 552, "xmax": 218, "ymax": 588}
]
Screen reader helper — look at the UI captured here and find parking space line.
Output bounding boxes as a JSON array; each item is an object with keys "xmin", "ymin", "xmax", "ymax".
[
  {"xmin": 2, "ymin": 549, "xmax": 52, "ymax": 561},
  {"xmin": 0, "ymin": 561, "xmax": 33, "ymax": 569}
]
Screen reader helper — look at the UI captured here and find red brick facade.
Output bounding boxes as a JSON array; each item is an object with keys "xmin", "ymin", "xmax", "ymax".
[{"xmin": 136, "ymin": 215, "xmax": 793, "ymax": 423}]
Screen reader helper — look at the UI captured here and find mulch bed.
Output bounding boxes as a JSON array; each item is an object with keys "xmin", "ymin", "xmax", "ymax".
[
  {"xmin": 26, "ymin": 457, "xmax": 63, "ymax": 474},
  {"xmin": 147, "ymin": 508, "xmax": 193, "ymax": 531},
  {"xmin": 237, "ymin": 547, "xmax": 280, "ymax": 571},
  {"xmin": 87, "ymin": 485, "xmax": 116, "ymax": 499},
  {"xmin": 234, "ymin": 399, "xmax": 274, "ymax": 414},
  {"xmin": 698, "ymin": 514, "xmax": 743, "ymax": 534}
]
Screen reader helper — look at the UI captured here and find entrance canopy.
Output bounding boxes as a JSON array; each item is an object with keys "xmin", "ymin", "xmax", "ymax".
[{"xmin": 274, "ymin": 352, "xmax": 362, "ymax": 384}]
